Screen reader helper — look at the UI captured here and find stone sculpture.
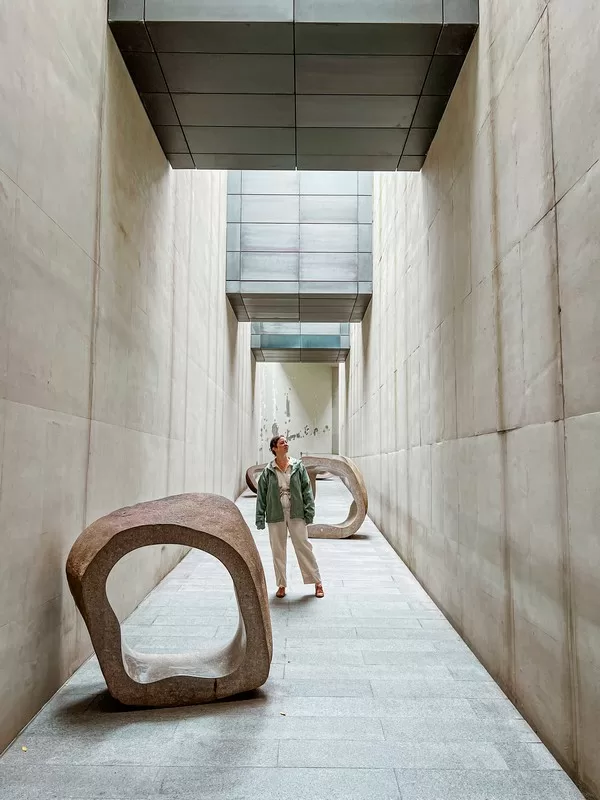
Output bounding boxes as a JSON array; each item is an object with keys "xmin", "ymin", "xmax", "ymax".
[
  {"xmin": 246, "ymin": 463, "xmax": 317, "ymax": 497},
  {"xmin": 66, "ymin": 493, "xmax": 272, "ymax": 707},
  {"xmin": 302, "ymin": 455, "xmax": 368, "ymax": 539},
  {"xmin": 245, "ymin": 464, "xmax": 264, "ymax": 494}
]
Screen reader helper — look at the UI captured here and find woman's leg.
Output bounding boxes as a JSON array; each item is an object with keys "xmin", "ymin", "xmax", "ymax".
[
  {"xmin": 268, "ymin": 521, "xmax": 288, "ymax": 588},
  {"xmin": 287, "ymin": 517, "xmax": 322, "ymax": 586}
]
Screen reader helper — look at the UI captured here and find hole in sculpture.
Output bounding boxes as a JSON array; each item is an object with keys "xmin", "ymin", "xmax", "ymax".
[
  {"xmin": 313, "ymin": 475, "xmax": 354, "ymax": 527},
  {"xmin": 106, "ymin": 546, "xmax": 245, "ymax": 685}
]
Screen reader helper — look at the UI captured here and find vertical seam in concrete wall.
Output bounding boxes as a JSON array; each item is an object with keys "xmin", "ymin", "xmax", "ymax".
[
  {"xmin": 546, "ymin": 5, "xmax": 581, "ymax": 780},
  {"xmin": 166, "ymin": 176, "xmax": 178, "ymax": 496},
  {"xmin": 487, "ymin": 1, "xmax": 515, "ymax": 694},
  {"xmin": 182, "ymin": 179, "xmax": 194, "ymax": 492},
  {"xmin": 82, "ymin": 32, "xmax": 109, "ymax": 530},
  {"xmin": 400, "ymin": 180, "xmax": 413, "ymax": 569}
]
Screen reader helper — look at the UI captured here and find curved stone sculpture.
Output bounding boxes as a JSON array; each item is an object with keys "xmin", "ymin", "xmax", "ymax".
[
  {"xmin": 245, "ymin": 464, "xmax": 263, "ymax": 494},
  {"xmin": 246, "ymin": 463, "xmax": 317, "ymax": 497},
  {"xmin": 302, "ymin": 455, "xmax": 368, "ymax": 539},
  {"xmin": 66, "ymin": 493, "xmax": 272, "ymax": 707}
]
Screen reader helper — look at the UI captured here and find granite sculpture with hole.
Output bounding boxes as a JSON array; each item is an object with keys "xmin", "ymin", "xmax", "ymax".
[
  {"xmin": 302, "ymin": 454, "xmax": 368, "ymax": 539},
  {"xmin": 66, "ymin": 493, "xmax": 273, "ymax": 707}
]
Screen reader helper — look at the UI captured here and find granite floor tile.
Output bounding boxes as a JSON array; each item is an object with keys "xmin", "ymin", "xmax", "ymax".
[
  {"xmin": 370, "ymin": 679, "xmax": 510, "ymax": 699},
  {"xmin": 393, "ymin": 770, "xmax": 582, "ymax": 799},
  {"xmin": 362, "ymin": 651, "xmax": 480, "ymax": 666},
  {"xmin": 448, "ymin": 664, "xmax": 494, "ymax": 681},
  {"xmin": 281, "ymin": 650, "xmax": 366, "ymax": 665},
  {"xmin": 122, "ymin": 624, "xmax": 219, "ymax": 638},
  {"xmin": 3, "ymin": 726, "xmax": 181, "ymax": 766},
  {"xmin": 495, "ymin": 743, "xmax": 562, "ymax": 770},
  {"xmin": 0, "ymin": 764, "xmax": 160, "ymax": 799},
  {"xmin": 175, "ymin": 715, "xmax": 385, "ymax": 741},
  {"xmin": 355, "ymin": 627, "xmax": 459, "ymax": 639},
  {"xmin": 419, "ymin": 618, "xmax": 456, "ymax": 629},
  {"xmin": 258, "ymin": 678, "xmax": 373, "ymax": 697},
  {"xmin": 278, "ymin": 616, "xmax": 364, "ymax": 629},
  {"xmin": 278, "ymin": 739, "xmax": 510, "ymax": 769},
  {"xmin": 382, "ymin": 717, "xmax": 540, "ymax": 743},
  {"xmin": 156, "ymin": 766, "xmax": 400, "ymax": 799},
  {"xmin": 467, "ymin": 698, "xmax": 522, "ymax": 720},
  {"xmin": 284, "ymin": 663, "xmax": 455, "ymax": 680},
  {"xmin": 284, "ymin": 637, "xmax": 438, "ymax": 652},
  {"xmin": 266, "ymin": 626, "xmax": 358, "ymax": 639}
]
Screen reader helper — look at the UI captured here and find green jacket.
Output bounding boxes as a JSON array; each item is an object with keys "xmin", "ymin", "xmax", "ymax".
[{"xmin": 255, "ymin": 458, "xmax": 315, "ymax": 529}]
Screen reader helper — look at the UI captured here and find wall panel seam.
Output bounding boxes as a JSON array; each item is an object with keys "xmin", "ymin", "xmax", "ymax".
[{"xmin": 545, "ymin": 4, "xmax": 581, "ymax": 782}]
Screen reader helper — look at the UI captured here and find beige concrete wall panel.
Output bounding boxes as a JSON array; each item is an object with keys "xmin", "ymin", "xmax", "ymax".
[
  {"xmin": 0, "ymin": 172, "xmax": 16, "ymax": 399},
  {"xmin": 487, "ymin": 0, "xmax": 549, "ymax": 100},
  {"xmin": 441, "ymin": 313, "xmax": 458, "ymax": 441},
  {"xmin": 557, "ymin": 159, "xmax": 600, "ymax": 419},
  {"xmin": 451, "ymin": 164, "xmax": 472, "ymax": 308},
  {"xmin": 0, "ymin": 2, "xmax": 105, "ymax": 257},
  {"xmin": 493, "ymin": 16, "xmax": 554, "ymax": 264},
  {"xmin": 0, "ymin": 401, "xmax": 90, "ymax": 745},
  {"xmin": 472, "ymin": 275, "xmax": 499, "ymax": 435},
  {"xmin": 506, "ymin": 422, "xmax": 574, "ymax": 765},
  {"xmin": 455, "ymin": 291, "xmax": 475, "ymax": 439},
  {"xmin": 7, "ymin": 193, "xmax": 94, "ymax": 418},
  {"xmin": 549, "ymin": 0, "xmax": 600, "ymax": 200},
  {"xmin": 497, "ymin": 211, "xmax": 561, "ymax": 430},
  {"xmin": 565, "ymin": 412, "xmax": 600, "ymax": 798},
  {"xmin": 469, "ymin": 120, "xmax": 495, "ymax": 287}
]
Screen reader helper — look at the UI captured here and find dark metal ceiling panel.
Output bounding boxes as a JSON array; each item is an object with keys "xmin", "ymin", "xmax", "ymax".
[{"xmin": 108, "ymin": 0, "xmax": 479, "ymax": 171}]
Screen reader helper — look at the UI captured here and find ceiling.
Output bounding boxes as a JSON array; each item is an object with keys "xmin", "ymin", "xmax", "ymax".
[
  {"xmin": 109, "ymin": 0, "xmax": 479, "ymax": 171},
  {"xmin": 251, "ymin": 323, "xmax": 350, "ymax": 363},
  {"xmin": 226, "ymin": 170, "xmax": 373, "ymax": 323}
]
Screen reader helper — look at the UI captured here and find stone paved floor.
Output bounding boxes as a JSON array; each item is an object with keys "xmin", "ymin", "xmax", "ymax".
[{"xmin": 0, "ymin": 480, "xmax": 584, "ymax": 799}]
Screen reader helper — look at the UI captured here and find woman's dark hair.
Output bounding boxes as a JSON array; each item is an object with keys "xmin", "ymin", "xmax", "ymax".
[{"xmin": 270, "ymin": 435, "xmax": 284, "ymax": 454}]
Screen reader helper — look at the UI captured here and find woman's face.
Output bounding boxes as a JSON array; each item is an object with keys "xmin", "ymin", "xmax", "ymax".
[{"xmin": 273, "ymin": 437, "xmax": 289, "ymax": 457}]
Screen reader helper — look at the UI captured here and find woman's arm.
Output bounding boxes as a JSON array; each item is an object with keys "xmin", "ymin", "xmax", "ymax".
[
  {"xmin": 300, "ymin": 464, "xmax": 315, "ymax": 525},
  {"xmin": 256, "ymin": 471, "xmax": 268, "ymax": 529}
]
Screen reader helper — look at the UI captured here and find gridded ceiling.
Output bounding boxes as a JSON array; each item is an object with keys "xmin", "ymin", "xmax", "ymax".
[
  {"xmin": 226, "ymin": 170, "xmax": 373, "ymax": 323},
  {"xmin": 252, "ymin": 323, "xmax": 350, "ymax": 363},
  {"xmin": 109, "ymin": 0, "xmax": 479, "ymax": 171}
]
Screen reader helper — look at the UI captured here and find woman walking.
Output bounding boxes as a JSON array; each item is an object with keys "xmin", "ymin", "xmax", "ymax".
[{"xmin": 255, "ymin": 436, "xmax": 325, "ymax": 599}]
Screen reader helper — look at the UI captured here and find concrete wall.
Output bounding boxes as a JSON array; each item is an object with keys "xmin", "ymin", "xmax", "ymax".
[
  {"xmin": 343, "ymin": 2, "xmax": 600, "ymax": 797},
  {"xmin": 0, "ymin": 4, "xmax": 255, "ymax": 751},
  {"xmin": 258, "ymin": 363, "xmax": 333, "ymax": 462}
]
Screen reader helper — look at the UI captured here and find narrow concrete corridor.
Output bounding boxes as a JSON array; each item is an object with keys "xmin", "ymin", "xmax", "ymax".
[{"xmin": 0, "ymin": 481, "xmax": 583, "ymax": 799}]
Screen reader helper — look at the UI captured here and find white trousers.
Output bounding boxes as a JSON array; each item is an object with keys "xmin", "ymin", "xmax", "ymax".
[{"xmin": 268, "ymin": 511, "xmax": 321, "ymax": 587}]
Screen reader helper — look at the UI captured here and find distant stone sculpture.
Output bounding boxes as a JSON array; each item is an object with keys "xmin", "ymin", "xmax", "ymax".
[
  {"xmin": 245, "ymin": 464, "xmax": 264, "ymax": 494},
  {"xmin": 246, "ymin": 462, "xmax": 317, "ymax": 497},
  {"xmin": 66, "ymin": 493, "xmax": 272, "ymax": 707},
  {"xmin": 302, "ymin": 455, "xmax": 368, "ymax": 539}
]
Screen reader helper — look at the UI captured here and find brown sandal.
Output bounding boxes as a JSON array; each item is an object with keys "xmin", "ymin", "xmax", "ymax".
[
  {"xmin": 315, "ymin": 583, "xmax": 325, "ymax": 599},
  {"xmin": 276, "ymin": 587, "xmax": 286, "ymax": 598}
]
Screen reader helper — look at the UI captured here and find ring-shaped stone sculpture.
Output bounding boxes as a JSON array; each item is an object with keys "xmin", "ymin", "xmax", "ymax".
[
  {"xmin": 66, "ymin": 493, "xmax": 272, "ymax": 707},
  {"xmin": 245, "ymin": 463, "xmax": 263, "ymax": 494},
  {"xmin": 246, "ymin": 462, "xmax": 317, "ymax": 498},
  {"xmin": 302, "ymin": 455, "xmax": 368, "ymax": 539}
]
